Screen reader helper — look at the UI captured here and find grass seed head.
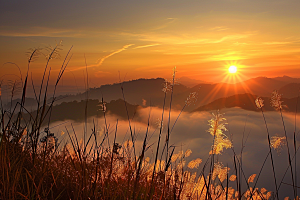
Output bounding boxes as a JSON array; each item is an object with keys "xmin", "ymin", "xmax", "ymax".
[
  {"xmin": 208, "ymin": 111, "xmax": 232, "ymax": 154},
  {"xmin": 271, "ymin": 135, "xmax": 286, "ymax": 153},
  {"xmin": 185, "ymin": 92, "xmax": 197, "ymax": 106},
  {"xmin": 162, "ymin": 80, "xmax": 172, "ymax": 93},
  {"xmin": 184, "ymin": 149, "xmax": 192, "ymax": 157},
  {"xmin": 26, "ymin": 47, "xmax": 41, "ymax": 63},
  {"xmin": 255, "ymin": 97, "xmax": 264, "ymax": 109},
  {"xmin": 155, "ymin": 118, "xmax": 163, "ymax": 129},
  {"xmin": 229, "ymin": 174, "xmax": 236, "ymax": 181},
  {"xmin": 248, "ymin": 174, "xmax": 256, "ymax": 183},
  {"xmin": 271, "ymin": 90, "xmax": 284, "ymax": 110},
  {"xmin": 187, "ymin": 158, "xmax": 202, "ymax": 169},
  {"xmin": 171, "ymin": 153, "xmax": 180, "ymax": 162},
  {"xmin": 261, "ymin": 188, "xmax": 267, "ymax": 194}
]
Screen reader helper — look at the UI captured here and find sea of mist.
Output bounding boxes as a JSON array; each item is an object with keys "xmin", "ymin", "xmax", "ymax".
[{"xmin": 48, "ymin": 107, "xmax": 300, "ymax": 199}]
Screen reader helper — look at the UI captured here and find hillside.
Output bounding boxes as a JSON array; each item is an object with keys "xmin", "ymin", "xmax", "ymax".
[
  {"xmin": 3, "ymin": 76, "xmax": 300, "ymax": 114},
  {"xmin": 22, "ymin": 99, "xmax": 139, "ymax": 124},
  {"xmin": 193, "ymin": 93, "xmax": 300, "ymax": 112}
]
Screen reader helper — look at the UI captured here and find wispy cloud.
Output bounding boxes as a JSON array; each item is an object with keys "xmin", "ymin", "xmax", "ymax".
[
  {"xmin": 133, "ymin": 43, "xmax": 160, "ymax": 49},
  {"xmin": 69, "ymin": 44, "xmax": 134, "ymax": 72},
  {"xmin": 233, "ymin": 42, "xmax": 248, "ymax": 45},
  {"xmin": 209, "ymin": 34, "xmax": 254, "ymax": 44},
  {"xmin": 119, "ymin": 32, "xmax": 254, "ymax": 45},
  {"xmin": 209, "ymin": 26, "xmax": 229, "ymax": 31},
  {"xmin": 263, "ymin": 41, "xmax": 292, "ymax": 45},
  {"xmin": 151, "ymin": 18, "xmax": 177, "ymax": 31},
  {"xmin": 96, "ymin": 44, "xmax": 134, "ymax": 66}
]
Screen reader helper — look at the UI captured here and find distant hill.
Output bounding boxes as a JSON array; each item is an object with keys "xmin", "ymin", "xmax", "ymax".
[
  {"xmin": 193, "ymin": 93, "xmax": 258, "ymax": 112},
  {"xmin": 273, "ymin": 75, "xmax": 300, "ymax": 83},
  {"xmin": 193, "ymin": 93, "xmax": 300, "ymax": 112},
  {"xmin": 190, "ymin": 76, "xmax": 300, "ymax": 107},
  {"xmin": 51, "ymin": 78, "xmax": 191, "ymax": 108},
  {"xmin": 278, "ymin": 83, "xmax": 300, "ymax": 98},
  {"xmin": 178, "ymin": 76, "xmax": 211, "ymax": 88},
  {"xmin": 240, "ymin": 77, "xmax": 286, "ymax": 95},
  {"xmin": 23, "ymin": 99, "xmax": 139, "ymax": 124},
  {"xmin": 47, "ymin": 76, "xmax": 300, "ymax": 111},
  {"xmin": 4, "ymin": 76, "xmax": 300, "ymax": 114},
  {"xmin": 3, "ymin": 97, "xmax": 37, "ymax": 111}
]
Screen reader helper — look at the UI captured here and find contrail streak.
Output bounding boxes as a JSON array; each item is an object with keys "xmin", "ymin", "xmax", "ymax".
[{"xmin": 97, "ymin": 44, "xmax": 134, "ymax": 66}]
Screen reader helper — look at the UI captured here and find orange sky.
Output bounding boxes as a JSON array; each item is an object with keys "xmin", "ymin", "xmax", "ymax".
[{"xmin": 1, "ymin": 1, "xmax": 300, "ymax": 87}]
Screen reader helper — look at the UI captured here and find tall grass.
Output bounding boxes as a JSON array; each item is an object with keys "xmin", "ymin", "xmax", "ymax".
[{"xmin": 0, "ymin": 45, "xmax": 299, "ymax": 199}]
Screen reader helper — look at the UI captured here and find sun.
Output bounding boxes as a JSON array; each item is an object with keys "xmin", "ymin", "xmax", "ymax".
[{"xmin": 228, "ymin": 66, "xmax": 237, "ymax": 74}]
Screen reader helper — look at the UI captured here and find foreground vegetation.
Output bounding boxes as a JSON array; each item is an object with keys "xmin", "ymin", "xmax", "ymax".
[{"xmin": 0, "ymin": 44, "xmax": 299, "ymax": 199}]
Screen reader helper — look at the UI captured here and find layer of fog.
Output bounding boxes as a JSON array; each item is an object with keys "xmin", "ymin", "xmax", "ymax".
[{"xmin": 48, "ymin": 107, "xmax": 300, "ymax": 198}]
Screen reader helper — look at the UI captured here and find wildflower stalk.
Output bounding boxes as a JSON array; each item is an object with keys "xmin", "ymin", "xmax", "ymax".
[
  {"xmin": 160, "ymin": 91, "xmax": 197, "ymax": 171},
  {"xmin": 271, "ymin": 90, "xmax": 296, "ymax": 198},
  {"xmin": 278, "ymin": 145, "xmax": 300, "ymax": 190},
  {"xmin": 230, "ymin": 148, "xmax": 265, "ymax": 200},
  {"xmin": 294, "ymin": 88, "xmax": 299, "ymax": 196},
  {"xmin": 226, "ymin": 164, "xmax": 229, "ymax": 200},
  {"xmin": 31, "ymin": 42, "xmax": 62, "ymax": 163},
  {"xmin": 207, "ymin": 112, "xmax": 219, "ymax": 200},
  {"xmin": 165, "ymin": 67, "xmax": 176, "ymax": 165},
  {"xmin": 249, "ymin": 151, "xmax": 271, "ymax": 200},
  {"xmin": 120, "ymin": 83, "xmax": 136, "ymax": 164},
  {"xmin": 149, "ymin": 91, "xmax": 166, "ymax": 199},
  {"xmin": 108, "ymin": 120, "xmax": 118, "ymax": 181},
  {"xmin": 46, "ymin": 46, "xmax": 73, "ymax": 127},
  {"xmin": 206, "ymin": 133, "xmax": 216, "ymax": 200},
  {"xmin": 233, "ymin": 155, "xmax": 240, "ymax": 199},
  {"xmin": 133, "ymin": 107, "xmax": 150, "ymax": 200},
  {"xmin": 84, "ymin": 54, "xmax": 89, "ymax": 154},
  {"xmin": 279, "ymin": 107, "xmax": 296, "ymax": 199},
  {"xmin": 294, "ymin": 131, "xmax": 297, "ymax": 197},
  {"xmin": 98, "ymin": 98, "xmax": 110, "ymax": 149},
  {"xmin": 240, "ymin": 114, "xmax": 249, "ymax": 197},
  {"xmin": 14, "ymin": 49, "xmax": 38, "ymax": 141},
  {"xmin": 256, "ymin": 97, "xmax": 279, "ymax": 200},
  {"xmin": 205, "ymin": 111, "xmax": 232, "ymax": 199},
  {"xmin": 170, "ymin": 92, "xmax": 197, "ymax": 134}
]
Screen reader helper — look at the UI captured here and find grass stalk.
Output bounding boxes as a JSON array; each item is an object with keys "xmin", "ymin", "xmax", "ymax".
[
  {"xmin": 279, "ymin": 108, "xmax": 296, "ymax": 199},
  {"xmin": 260, "ymin": 107, "xmax": 279, "ymax": 200}
]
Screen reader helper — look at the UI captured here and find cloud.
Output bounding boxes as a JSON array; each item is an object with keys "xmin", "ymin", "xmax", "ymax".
[
  {"xmin": 69, "ymin": 44, "xmax": 134, "ymax": 72},
  {"xmin": 50, "ymin": 107, "xmax": 299, "ymax": 197},
  {"xmin": 263, "ymin": 41, "xmax": 293, "ymax": 45},
  {"xmin": 209, "ymin": 33, "xmax": 254, "ymax": 44},
  {"xmin": 233, "ymin": 42, "xmax": 248, "ymax": 45},
  {"xmin": 119, "ymin": 32, "xmax": 254, "ymax": 45},
  {"xmin": 151, "ymin": 18, "xmax": 177, "ymax": 31},
  {"xmin": 209, "ymin": 26, "xmax": 229, "ymax": 31},
  {"xmin": 133, "ymin": 43, "xmax": 160, "ymax": 49},
  {"xmin": 96, "ymin": 44, "xmax": 134, "ymax": 66}
]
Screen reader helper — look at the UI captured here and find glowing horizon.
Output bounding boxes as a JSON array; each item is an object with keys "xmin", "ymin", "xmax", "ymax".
[{"xmin": 1, "ymin": 0, "xmax": 300, "ymax": 87}]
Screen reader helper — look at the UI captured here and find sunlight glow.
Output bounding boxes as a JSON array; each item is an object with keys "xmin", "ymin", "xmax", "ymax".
[
  {"xmin": 198, "ymin": 62, "xmax": 255, "ymax": 111},
  {"xmin": 228, "ymin": 66, "xmax": 237, "ymax": 74}
]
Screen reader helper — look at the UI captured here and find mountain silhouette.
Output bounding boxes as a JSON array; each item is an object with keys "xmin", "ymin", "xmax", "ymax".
[
  {"xmin": 278, "ymin": 83, "xmax": 300, "ymax": 98},
  {"xmin": 50, "ymin": 78, "xmax": 191, "ymax": 109},
  {"xmin": 4, "ymin": 76, "xmax": 300, "ymax": 114},
  {"xmin": 193, "ymin": 93, "xmax": 300, "ymax": 112},
  {"xmin": 178, "ymin": 76, "xmax": 211, "ymax": 88},
  {"xmin": 189, "ymin": 76, "xmax": 300, "ymax": 107},
  {"xmin": 23, "ymin": 99, "xmax": 139, "ymax": 124},
  {"xmin": 48, "ymin": 76, "xmax": 300, "ymax": 111}
]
